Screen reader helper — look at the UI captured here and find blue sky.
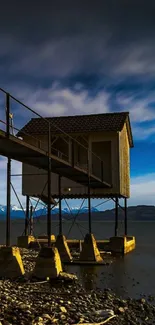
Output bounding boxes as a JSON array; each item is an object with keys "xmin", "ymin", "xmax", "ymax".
[{"xmin": 0, "ymin": 1, "xmax": 155, "ymax": 210}]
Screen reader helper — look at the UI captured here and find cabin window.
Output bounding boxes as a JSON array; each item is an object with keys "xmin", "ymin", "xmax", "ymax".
[{"xmin": 51, "ymin": 136, "xmax": 69, "ymax": 161}]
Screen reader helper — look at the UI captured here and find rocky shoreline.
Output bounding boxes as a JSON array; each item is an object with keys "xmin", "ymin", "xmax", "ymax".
[{"xmin": 0, "ymin": 249, "xmax": 154, "ymax": 325}]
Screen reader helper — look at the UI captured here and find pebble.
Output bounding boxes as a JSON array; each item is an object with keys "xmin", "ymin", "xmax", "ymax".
[
  {"xmin": 0, "ymin": 248, "xmax": 153, "ymax": 325},
  {"xmin": 118, "ymin": 306, "xmax": 125, "ymax": 313},
  {"xmin": 60, "ymin": 306, "xmax": 67, "ymax": 313}
]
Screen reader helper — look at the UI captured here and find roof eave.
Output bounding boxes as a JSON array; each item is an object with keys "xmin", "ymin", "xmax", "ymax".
[{"xmin": 125, "ymin": 115, "xmax": 134, "ymax": 148}]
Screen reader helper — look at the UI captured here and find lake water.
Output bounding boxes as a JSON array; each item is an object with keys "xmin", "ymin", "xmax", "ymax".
[{"xmin": 0, "ymin": 219, "xmax": 155, "ymax": 299}]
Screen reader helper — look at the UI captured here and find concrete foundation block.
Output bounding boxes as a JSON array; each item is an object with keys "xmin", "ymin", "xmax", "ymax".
[
  {"xmin": 17, "ymin": 235, "xmax": 35, "ymax": 248},
  {"xmin": 32, "ymin": 246, "xmax": 62, "ymax": 280},
  {"xmin": 79, "ymin": 233, "xmax": 103, "ymax": 262},
  {"xmin": 55, "ymin": 234, "xmax": 72, "ymax": 262},
  {"xmin": 0, "ymin": 246, "xmax": 25, "ymax": 279},
  {"xmin": 28, "ymin": 241, "xmax": 41, "ymax": 250},
  {"xmin": 110, "ymin": 236, "xmax": 136, "ymax": 255}
]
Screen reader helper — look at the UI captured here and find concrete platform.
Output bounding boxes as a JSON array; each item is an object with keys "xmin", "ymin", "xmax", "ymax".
[
  {"xmin": 19, "ymin": 235, "xmax": 135, "ymax": 258},
  {"xmin": 35, "ymin": 238, "xmax": 110, "ymax": 252},
  {"xmin": 110, "ymin": 236, "xmax": 136, "ymax": 255}
]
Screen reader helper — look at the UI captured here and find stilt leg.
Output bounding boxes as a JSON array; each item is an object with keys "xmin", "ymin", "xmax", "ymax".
[
  {"xmin": 29, "ymin": 205, "xmax": 33, "ymax": 236},
  {"xmin": 58, "ymin": 175, "xmax": 62, "ymax": 235},
  {"xmin": 47, "ymin": 125, "xmax": 51, "ymax": 247},
  {"xmin": 88, "ymin": 177, "xmax": 92, "ymax": 234},
  {"xmin": 6, "ymin": 158, "xmax": 11, "ymax": 247},
  {"xmin": 6, "ymin": 93, "xmax": 11, "ymax": 247},
  {"xmin": 25, "ymin": 195, "xmax": 29, "ymax": 236},
  {"xmin": 124, "ymin": 197, "xmax": 127, "ymax": 236},
  {"xmin": 114, "ymin": 197, "xmax": 119, "ymax": 237}
]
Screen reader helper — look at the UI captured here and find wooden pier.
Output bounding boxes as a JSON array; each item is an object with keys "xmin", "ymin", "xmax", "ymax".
[{"xmin": 0, "ymin": 87, "xmax": 135, "ymax": 279}]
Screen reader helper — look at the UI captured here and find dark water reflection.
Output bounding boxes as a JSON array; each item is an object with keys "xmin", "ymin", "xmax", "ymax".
[
  {"xmin": 0, "ymin": 220, "xmax": 155, "ymax": 299},
  {"xmin": 66, "ymin": 221, "xmax": 155, "ymax": 299}
]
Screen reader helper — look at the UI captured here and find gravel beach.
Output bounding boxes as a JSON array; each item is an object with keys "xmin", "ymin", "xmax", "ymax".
[{"xmin": 0, "ymin": 249, "xmax": 154, "ymax": 325}]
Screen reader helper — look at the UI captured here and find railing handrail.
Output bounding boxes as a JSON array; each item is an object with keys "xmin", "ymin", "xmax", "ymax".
[
  {"xmin": 0, "ymin": 87, "xmax": 105, "ymax": 169},
  {"xmin": 0, "ymin": 118, "xmax": 69, "ymax": 160}
]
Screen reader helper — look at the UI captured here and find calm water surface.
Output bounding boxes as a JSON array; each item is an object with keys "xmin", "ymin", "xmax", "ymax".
[{"xmin": 0, "ymin": 219, "xmax": 155, "ymax": 298}]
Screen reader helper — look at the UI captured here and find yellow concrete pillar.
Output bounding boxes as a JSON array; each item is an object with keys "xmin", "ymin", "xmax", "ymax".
[
  {"xmin": 55, "ymin": 234, "xmax": 72, "ymax": 262},
  {"xmin": 0, "ymin": 246, "xmax": 25, "ymax": 279},
  {"xmin": 79, "ymin": 233, "xmax": 103, "ymax": 262},
  {"xmin": 32, "ymin": 246, "xmax": 62, "ymax": 280}
]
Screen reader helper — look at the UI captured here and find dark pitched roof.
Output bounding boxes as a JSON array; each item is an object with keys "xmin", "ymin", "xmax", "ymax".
[{"xmin": 17, "ymin": 112, "xmax": 133, "ymax": 147}]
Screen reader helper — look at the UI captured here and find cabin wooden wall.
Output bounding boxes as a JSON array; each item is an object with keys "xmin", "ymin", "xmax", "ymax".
[
  {"xmin": 89, "ymin": 131, "xmax": 120, "ymax": 196},
  {"xmin": 91, "ymin": 140, "xmax": 112, "ymax": 183},
  {"xmin": 119, "ymin": 123, "xmax": 130, "ymax": 198},
  {"xmin": 73, "ymin": 136, "xmax": 88, "ymax": 169},
  {"xmin": 22, "ymin": 128, "xmax": 130, "ymax": 198}
]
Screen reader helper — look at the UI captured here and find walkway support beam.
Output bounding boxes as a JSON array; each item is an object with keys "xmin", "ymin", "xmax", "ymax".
[
  {"xmin": 47, "ymin": 124, "xmax": 51, "ymax": 247},
  {"xmin": 6, "ymin": 93, "xmax": 11, "ymax": 247},
  {"xmin": 6, "ymin": 158, "xmax": 11, "ymax": 247}
]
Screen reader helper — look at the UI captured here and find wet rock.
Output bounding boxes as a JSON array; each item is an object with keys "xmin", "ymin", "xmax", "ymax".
[
  {"xmin": 118, "ymin": 306, "xmax": 125, "ymax": 313},
  {"xmin": 59, "ymin": 272, "xmax": 78, "ymax": 282},
  {"xmin": 140, "ymin": 298, "xmax": 146, "ymax": 304},
  {"xmin": 0, "ymin": 249, "xmax": 153, "ymax": 325},
  {"xmin": 60, "ymin": 306, "xmax": 67, "ymax": 313},
  {"xmin": 42, "ymin": 313, "xmax": 53, "ymax": 320},
  {"xmin": 148, "ymin": 295, "xmax": 154, "ymax": 302}
]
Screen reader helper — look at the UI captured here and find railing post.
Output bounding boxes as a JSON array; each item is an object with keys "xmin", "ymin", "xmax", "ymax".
[
  {"xmin": 47, "ymin": 123, "xmax": 52, "ymax": 247},
  {"xmin": 101, "ymin": 160, "xmax": 104, "ymax": 182},
  {"xmin": 87, "ymin": 148, "xmax": 90, "ymax": 175},
  {"xmin": 71, "ymin": 139, "xmax": 75, "ymax": 167},
  {"xmin": 6, "ymin": 93, "xmax": 10, "ymax": 136}
]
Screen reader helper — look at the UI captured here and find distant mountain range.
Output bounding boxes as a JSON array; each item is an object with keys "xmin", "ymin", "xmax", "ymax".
[
  {"xmin": 0, "ymin": 204, "xmax": 154, "ymax": 221},
  {"xmin": 0, "ymin": 205, "xmax": 99, "ymax": 219}
]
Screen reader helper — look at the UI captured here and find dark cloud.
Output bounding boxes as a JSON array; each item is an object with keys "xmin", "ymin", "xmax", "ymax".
[
  {"xmin": 0, "ymin": 0, "xmax": 155, "ymax": 42},
  {"xmin": 0, "ymin": 0, "xmax": 155, "ymax": 89}
]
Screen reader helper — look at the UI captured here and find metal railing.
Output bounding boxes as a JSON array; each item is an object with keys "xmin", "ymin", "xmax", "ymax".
[{"xmin": 0, "ymin": 87, "xmax": 105, "ymax": 182}]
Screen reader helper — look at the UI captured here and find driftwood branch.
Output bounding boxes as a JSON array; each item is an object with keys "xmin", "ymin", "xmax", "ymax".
[{"xmin": 73, "ymin": 314, "xmax": 117, "ymax": 325}]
